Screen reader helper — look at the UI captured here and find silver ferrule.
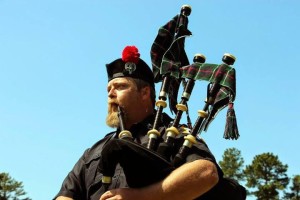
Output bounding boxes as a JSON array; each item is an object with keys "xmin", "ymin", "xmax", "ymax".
[
  {"xmin": 182, "ymin": 92, "xmax": 191, "ymax": 100},
  {"xmin": 159, "ymin": 91, "xmax": 167, "ymax": 98}
]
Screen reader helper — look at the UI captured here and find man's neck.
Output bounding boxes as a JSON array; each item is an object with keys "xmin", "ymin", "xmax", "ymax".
[{"xmin": 125, "ymin": 108, "xmax": 154, "ymax": 130}]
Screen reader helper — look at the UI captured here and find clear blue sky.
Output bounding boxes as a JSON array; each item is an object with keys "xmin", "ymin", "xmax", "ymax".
[{"xmin": 1, "ymin": 1, "xmax": 299, "ymax": 199}]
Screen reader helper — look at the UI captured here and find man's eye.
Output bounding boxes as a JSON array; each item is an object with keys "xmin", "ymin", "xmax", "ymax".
[{"xmin": 117, "ymin": 84, "xmax": 127, "ymax": 90}]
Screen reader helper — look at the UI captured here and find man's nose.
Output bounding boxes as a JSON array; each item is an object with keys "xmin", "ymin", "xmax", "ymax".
[{"xmin": 108, "ymin": 88, "xmax": 116, "ymax": 98}]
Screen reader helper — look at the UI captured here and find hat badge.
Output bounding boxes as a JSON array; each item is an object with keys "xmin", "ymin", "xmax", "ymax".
[{"xmin": 125, "ymin": 62, "xmax": 136, "ymax": 74}]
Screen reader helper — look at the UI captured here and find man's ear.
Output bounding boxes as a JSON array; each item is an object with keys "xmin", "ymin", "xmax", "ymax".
[{"xmin": 141, "ymin": 86, "xmax": 150, "ymax": 100}]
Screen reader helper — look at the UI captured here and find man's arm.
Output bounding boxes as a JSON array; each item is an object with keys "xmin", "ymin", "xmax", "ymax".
[
  {"xmin": 158, "ymin": 159, "xmax": 219, "ymax": 199},
  {"xmin": 53, "ymin": 149, "xmax": 91, "ymax": 200},
  {"xmin": 100, "ymin": 159, "xmax": 219, "ymax": 200}
]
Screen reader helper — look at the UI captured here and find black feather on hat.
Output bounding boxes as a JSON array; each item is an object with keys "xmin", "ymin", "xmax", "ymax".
[{"xmin": 106, "ymin": 46, "xmax": 155, "ymax": 89}]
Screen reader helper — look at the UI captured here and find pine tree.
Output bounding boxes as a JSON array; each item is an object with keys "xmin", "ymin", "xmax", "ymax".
[
  {"xmin": 284, "ymin": 175, "xmax": 300, "ymax": 200},
  {"xmin": 219, "ymin": 147, "xmax": 245, "ymax": 182},
  {"xmin": 0, "ymin": 172, "xmax": 31, "ymax": 200},
  {"xmin": 244, "ymin": 152, "xmax": 289, "ymax": 200}
]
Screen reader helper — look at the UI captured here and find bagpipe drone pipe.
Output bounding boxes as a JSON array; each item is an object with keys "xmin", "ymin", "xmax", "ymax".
[{"xmin": 98, "ymin": 4, "xmax": 241, "ymax": 196}]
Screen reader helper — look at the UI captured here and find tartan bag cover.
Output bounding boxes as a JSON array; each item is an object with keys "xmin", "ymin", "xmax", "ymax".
[
  {"xmin": 150, "ymin": 9, "xmax": 239, "ymax": 139},
  {"xmin": 181, "ymin": 62, "xmax": 239, "ymax": 139},
  {"xmin": 150, "ymin": 13, "xmax": 191, "ymax": 114}
]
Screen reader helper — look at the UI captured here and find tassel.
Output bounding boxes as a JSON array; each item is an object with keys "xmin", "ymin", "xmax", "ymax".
[{"xmin": 224, "ymin": 102, "xmax": 239, "ymax": 140}]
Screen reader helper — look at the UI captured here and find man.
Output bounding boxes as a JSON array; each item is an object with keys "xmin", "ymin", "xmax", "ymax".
[{"xmin": 54, "ymin": 46, "xmax": 220, "ymax": 200}]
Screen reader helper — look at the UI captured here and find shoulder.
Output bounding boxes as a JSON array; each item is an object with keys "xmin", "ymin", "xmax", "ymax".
[
  {"xmin": 82, "ymin": 131, "xmax": 116, "ymax": 164},
  {"xmin": 182, "ymin": 134, "xmax": 217, "ymax": 163}
]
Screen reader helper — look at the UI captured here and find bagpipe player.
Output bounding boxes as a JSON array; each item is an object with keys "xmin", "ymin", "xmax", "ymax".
[{"xmin": 54, "ymin": 46, "xmax": 225, "ymax": 200}]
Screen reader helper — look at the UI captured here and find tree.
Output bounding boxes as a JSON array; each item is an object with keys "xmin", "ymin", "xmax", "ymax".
[
  {"xmin": 219, "ymin": 147, "xmax": 245, "ymax": 182},
  {"xmin": 244, "ymin": 152, "xmax": 289, "ymax": 200},
  {"xmin": 0, "ymin": 172, "xmax": 31, "ymax": 200},
  {"xmin": 284, "ymin": 175, "xmax": 300, "ymax": 200}
]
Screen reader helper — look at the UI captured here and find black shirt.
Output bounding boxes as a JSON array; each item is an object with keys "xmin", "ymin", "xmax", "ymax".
[{"xmin": 54, "ymin": 113, "xmax": 221, "ymax": 200}]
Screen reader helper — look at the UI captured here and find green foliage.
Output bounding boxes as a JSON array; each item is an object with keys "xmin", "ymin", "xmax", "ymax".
[
  {"xmin": 219, "ymin": 147, "xmax": 245, "ymax": 182},
  {"xmin": 284, "ymin": 175, "xmax": 300, "ymax": 200},
  {"xmin": 244, "ymin": 152, "xmax": 289, "ymax": 200},
  {"xmin": 0, "ymin": 172, "xmax": 31, "ymax": 200}
]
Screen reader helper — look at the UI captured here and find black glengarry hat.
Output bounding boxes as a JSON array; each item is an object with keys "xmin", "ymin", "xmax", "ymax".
[{"xmin": 106, "ymin": 46, "xmax": 155, "ymax": 89}]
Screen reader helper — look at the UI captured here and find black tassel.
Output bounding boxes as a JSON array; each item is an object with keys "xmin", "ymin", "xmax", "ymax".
[{"xmin": 224, "ymin": 102, "xmax": 239, "ymax": 140}]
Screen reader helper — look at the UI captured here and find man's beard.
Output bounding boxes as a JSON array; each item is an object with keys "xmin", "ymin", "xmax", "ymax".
[{"xmin": 106, "ymin": 102, "xmax": 120, "ymax": 128}]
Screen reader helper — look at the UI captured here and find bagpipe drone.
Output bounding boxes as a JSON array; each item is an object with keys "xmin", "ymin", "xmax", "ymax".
[{"xmin": 99, "ymin": 4, "xmax": 240, "ymax": 194}]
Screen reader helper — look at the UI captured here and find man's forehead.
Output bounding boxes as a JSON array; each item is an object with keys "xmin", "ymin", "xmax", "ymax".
[{"xmin": 107, "ymin": 77, "xmax": 133, "ymax": 86}]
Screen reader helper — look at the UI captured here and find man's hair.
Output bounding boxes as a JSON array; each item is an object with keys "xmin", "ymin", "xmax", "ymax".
[{"xmin": 133, "ymin": 78, "xmax": 156, "ymax": 107}]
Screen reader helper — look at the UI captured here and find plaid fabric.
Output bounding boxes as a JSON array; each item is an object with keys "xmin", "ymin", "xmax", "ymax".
[
  {"xmin": 180, "ymin": 63, "xmax": 236, "ymax": 100},
  {"xmin": 150, "ymin": 10, "xmax": 239, "ymax": 139},
  {"xmin": 150, "ymin": 13, "xmax": 191, "ymax": 113},
  {"xmin": 151, "ymin": 15, "xmax": 191, "ymax": 81},
  {"xmin": 181, "ymin": 63, "xmax": 238, "ymax": 137}
]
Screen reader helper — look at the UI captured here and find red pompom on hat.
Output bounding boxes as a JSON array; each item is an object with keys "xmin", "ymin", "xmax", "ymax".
[
  {"xmin": 106, "ymin": 46, "xmax": 154, "ymax": 89},
  {"xmin": 122, "ymin": 46, "xmax": 140, "ymax": 64}
]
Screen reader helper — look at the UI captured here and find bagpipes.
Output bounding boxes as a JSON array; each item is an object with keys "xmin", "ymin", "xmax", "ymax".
[{"xmin": 99, "ymin": 4, "xmax": 239, "ymax": 191}]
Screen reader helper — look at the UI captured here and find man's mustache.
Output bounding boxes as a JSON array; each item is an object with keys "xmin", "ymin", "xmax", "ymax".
[
  {"xmin": 108, "ymin": 99, "xmax": 118, "ymax": 104},
  {"xmin": 108, "ymin": 100, "xmax": 120, "ymax": 112},
  {"xmin": 108, "ymin": 99, "xmax": 119, "ymax": 106}
]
